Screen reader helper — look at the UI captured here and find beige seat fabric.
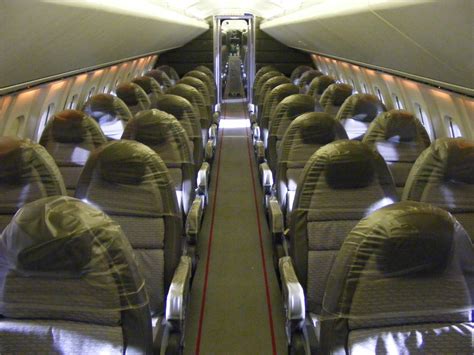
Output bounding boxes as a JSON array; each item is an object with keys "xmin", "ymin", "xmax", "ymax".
[
  {"xmin": 115, "ymin": 82, "xmax": 151, "ymax": 116},
  {"xmin": 132, "ymin": 76, "xmax": 163, "ymax": 108},
  {"xmin": 145, "ymin": 69, "xmax": 173, "ymax": 91},
  {"xmin": 319, "ymin": 83, "xmax": 353, "ymax": 117}
]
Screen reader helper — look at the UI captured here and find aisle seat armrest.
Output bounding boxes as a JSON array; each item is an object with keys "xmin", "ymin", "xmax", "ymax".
[
  {"xmin": 165, "ymin": 256, "xmax": 192, "ymax": 332},
  {"xmin": 185, "ymin": 196, "xmax": 204, "ymax": 245},
  {"xmin": 253, "ymin": 124, "xmax": 261, "ymax": 143},
  {"xmin": 197, "ymin": 162, "xmax": 210, "ymax": 204},
  {"xmin": 279, "ymin": 256, "xmax": 306, "ymax": 332},
  {"xmin": 205, "ymin": 140, "xmax": 214, "ymax": 162},
  {"xmin": 209, "ymin": 124, "xmax": 218, "ymax": 141},
  {"xmin": 268, "ymin": 197, "xmax": 284, "ymax": 241},
  {"xmin": 259, "ymin": 162, "xmax": 273, "ymax": 193},
  {"xmin": 212, "ymin": 112, "xmax": 220, "ymax": 126}
]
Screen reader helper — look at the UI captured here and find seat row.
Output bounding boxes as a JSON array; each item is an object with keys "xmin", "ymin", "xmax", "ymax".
[
  {"xmin": 252, "ymin": 65, "xmax": 474, "ymax": 353},
  {"xmin": 0, "ymin": 64, "xmax": 218, "ymax": 353}
]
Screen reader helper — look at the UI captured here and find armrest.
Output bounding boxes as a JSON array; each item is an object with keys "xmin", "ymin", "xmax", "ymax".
[
  {"xmin": 209, "ymin": 123, "xmax": 218, "ymax": 141},
  {"xmin": 197, "ymin": 162, "xmax": 210, "ymax": 205},
  {"xmin": 252, "ymin": 124, "xmax": 261, "ymax": 143},
  {"xmin": 250, "ymin": 112, "xmax": 257, "ymax": 125},
  {"xmin": 259, "ymin": 162, "xmax": 273, "ymax": 193},
  {"xmin": 268, "ymin": 197, "xmax": 284, "ymax": 238},
  {"xmin": 165, "ymin": 256, "xmax": 192, "ymax": 332},
  {"xmin": 279, "ymin": 256, "xmax": 305, "ymax": 334},
  {"xmin": 212, "ymin": 112, "xmax": 220, "ymax": 125},
  {"xmin": 255, "ymin": 140, "xmax": 266, "ymax": 164},
  {"xmin": 185, "ymin": 196, "xmax": 203, "ymax": 245},
  {"xmin": 205, "ymin": 140, "xmax": 214, "ymax": 162}
]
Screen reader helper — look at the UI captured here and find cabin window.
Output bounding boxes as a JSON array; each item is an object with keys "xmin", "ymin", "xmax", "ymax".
[
  {"xmin": 102, "ymin": 85, "xmax": 108, "ymax": 93},
  {"xmin": 374, "ymin": 87, "xmax": 385, "ymax": 104},
  {"xmin": 362, "ymin": 83, "xmax": 368, "ymax": 93},
  {"xmin": 67, "ymin": 94, "xmax": 78, "ymax": 109},
  {"xmin": 87, "ymin": 87, "xmax": 96, "ymax": 100},
  {"xmin": 7, "ymin": 115, "xmax": 26, "ymax": 137},
  {"xmin": 37, "ymin": 103, "xmax": 55, "ymax": 138},
  {"xmin": 392, "ymin": 94, "xmax": 403, "ymax": 109},
  {"xmin": 414, "ymin": 102, "xmax": 434, "ymax": 139},
  {"xmin": 350, "ymin": 79, "xmax": 358, "ymax": 93},
  {"xmin": 445, "ymin": 115, "xmax": 462, "ymax": 137}
]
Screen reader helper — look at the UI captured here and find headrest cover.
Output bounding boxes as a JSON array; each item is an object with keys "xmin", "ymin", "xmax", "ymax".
[
  {"xmin": 195, "ymin": 65, "xmax": 214, "ymax": 79},
  {"xmin": 282, "ymin": 94, "xmax": 316, "ymax": 119},
  {"xmin": 444, "ymin": 138, "xmax": 474, "ymax": 184},
  {"xmin": 157, "ymin": 65, "xmax": 179, "ymax": 81},
  {"xmin": 51, "ymin": 110, "xmax": 87, "ymax": 143},
  {"xmin": 384, "ymin": 110, "xmax": 417, "ymax": 141},
  {"xmin": 323, "ymin": 140, "xmax": 376, "ymax": 188},
  {"xmin": 290, "ymin": 65, "xmax": 313, "ymax": 82},
  {"xmin": 116, "ymin": 83, "xmax": 140, "ymax": 106},
  {"xmin": 321, "ymin": 83, "xmax": 353, "ymax": 107},
  {"xmin": 185, "ymin": 70, "xmax": 211, "ymax": 85},
  {"xmin": 272, "ymin": 83, "xmax": 300, "ymax": 102},
  {"xmin": 376, "ymin": 210, "xmax": 453, "ymax": 276},
  {"xmin": 97, "ymin": 141, "xmax": 153, "ymax": 185},
  {"xmin": 144, "ymin": 69, "xmax": 172, "ymax": 89},
  {"xmin": 339, "ymin": 94, "xmax": 386, "ymax": 122},
  {"xmin": 168, "ymin": 83, "xmax": 200, "ymax": 101},
  {"xmin": 299, "ymin": 112, "xmax": 340, "ymax": 144},
  {"xmin": 123, "ymin": 109, "xmax": 180, "ymax": 146},
  {"xmin": 179, "ymin": 76, "xmax": 205, "ymax": 89},
  {"xmin": 309, "ymin": 75, "xmax": 336, "ymax": 96},
  {"xmin": 132, "ymin": 76, "xmax": 157, "ymax": 94},
  {"xmin": 155, "ymin": 94, "xmax": 192, "ymax": 120},
  {"xmin": 82, "ymin": 94, "xmax": 133, "ymax": 124},
  {"xmin": 299, "ymin": 70, "xmax": 323, "ymax": 85}
]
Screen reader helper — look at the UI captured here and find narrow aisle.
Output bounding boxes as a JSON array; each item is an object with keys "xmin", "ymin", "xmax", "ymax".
[{"xmin": 184, "ymin": 99, "xmax": 286, "ymax": 354}]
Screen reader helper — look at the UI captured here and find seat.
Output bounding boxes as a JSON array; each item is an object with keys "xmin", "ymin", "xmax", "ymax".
[
  {"xmin": 275, "ymin": 112, "xmax": 348, "ymax": 222},
  {"xmin": 122, "ymin": 110, "xmax": 206, "ymax": 239},
  {"xmin": 266, "ymin": 94, "xmax": 316, "ymax": 175},
  {"xmin": 336, "ymin": 93, "xmax": 387, "ymax": 140},
  {"xmin": 167, "ymin": 83, "xmax": 214, "ymax": 146},
  {"xmin": 297, "ymin": 70, "xmax": 324, "ymax": 94},
  {"xmin": 277, "ymin": 141, "xmax": 398, "ymax": 353},
  {"xmin": 195, "ymin": 65, "xmax": 215, "ymax": 81},
  {"xmin": 255, "ymin": 83, "xmax": 299, "ymax": 148},
  {"xmin": 256, "ymin": 75, "xmax": 291, "ymax": 123},
  {"xmin": 75, "ymin": 141, "xmax": 193, "ymax": 351},
  {"xmin": 39, "ymin": 109, "xmax": 107, "ymax": 196},
  {"xmin": 307, "ymin": 75, "xmax": 336, "ymax": 102},
  {"xmin": 179, "ymin": 76, "xmax": 212, "ymax": 109},
  {"xmin": 290, "ymin": 65, "xmax": 314, "ymax": 85},
  {"xmin": 363, "ymin": 110, "xmax": 431, "ymax": 196},
  {"xmin": 0, "ymin": 137, "xmax": 66, "ymax": 231},
  {"xmin": 82, "ymin": 93, "xmax": 133, "ymax": 140},
  {"xmin": 310, "ymin": 201, "xmax": 473, "ymax": 354},
  {"xmin": 253, "ymin": 70, "xmax": 284, "ymax": 109},
  {"xmin": 155, "ymin": 94, "xmax": 209, "ymax": 167},
  {"xmin": 184, "ymin": 70, "xmax": 216, "ymax": 105},
  {"xmin": 319, "ymin": 83, "xmax": 353, "ymax": 116},
  {"xmin": 402, "ymin": 137, "xmax": 474, "ymax": 236},
  {"xmin": 132, "ymin": 76, "xmax": 163, "ymax": 108},
  {"xmin": 0, "ymin": 196, "xmax": 154, "ymax": 354},
  {"xmin": 115, "ymin": 82, "xmax": 151, "ymax": 116},
  {"xmin": 157, "ymin": 65, "xmax": 180, "ymax": 85},
  {"xmin": 145, "ymin": 69, "xmax": 173, "ymax": 91}
]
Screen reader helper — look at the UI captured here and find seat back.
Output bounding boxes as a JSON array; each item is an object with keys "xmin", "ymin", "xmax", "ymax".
[
  {"xmin": 307, "ymin": 75, "xmax": 336, "ymax": 102},
  {"xmin": 290, "ymin": 140, "xmax": 397, "ymax": 314},
  {"xmin": 258, "ymin": 76, "xmax": 291, "ymax": 108},
  {"xmin": 195, "ymin": 65, "xmax": 215, "ymax": 81},
  {"xmin": 184, "ymin": 70, "xmax": 216, "ymax": 104},
  {"xmin": 363, "ymin": 110, "xmax": 431, "ymax": 196},
  {"xmin": 82, "ymin": 93, "xmax": 133, "ymax": 140},
  {"xmin": 39, "ymin": 110, "xmax": 107, "ymax": 195},
  {"xmin": 167, "ymin": 83, "xmax": 210, "ymax": 144},
  {"xmin": 254, "ymin": 71, "xmax": 283, "ymax": 105},
  {"xmin": 145, "ymin": 69, "xmax": 173, "ymax": 91},
  {"xmin": 402, "ymin": 137, "xmax": 474, "ymax": 235},
  {"xmin": 277, "ymin": 112, "xmax": 348, "ymax": 219},
  {"xmin": 75, "ymin": 140, "xmax": 182, "ymax": 316},
  {"xmin": 179, "ymin": 76, "xmax": 212, "ymax": 107},
  {"xmin": 253, "ymin": 65, "xmax": 277, "ymax": 100},
  {"xmin": 155, "ymin": 94, "xmax": 204, "ymax": 170},
  {"xmin": 115, "ymin": 82, "xmax": 151, "ymax": 116},
  {"xmin": 267, "ymin": 94, "xmax": 316, "ymax": 174},
  {"xmin": 290, "ymin": 65, "xmax": 314, "ymax": 85},
  {"xmin": 122, "ymin": 109, "xmax": 195, "ymax": 216},
  {"xmin": 132, "ymin": 76, "xmax": 163, "ymax": 108},
  {"xmin": 298, "ymin": 70, "xmax": 324, "ymax": 94},
  {"xmin": 0, "ymin": 196, "xmax": 152, "ymax": 354},
  {"xmin": 0, "ymin": 137, "xmax": 66, "ymax": 231},
  {"xmin": 336, "ymin": 93, "xmax": 387, "ymax": 140},
  {"xmin": 320, "ymin": 201, "xmax": 474, "ymax": 354},
  {"xmin": 319, "ymin": 83, "xmax": 353, "ymax": 117},
  {"xmin": 156, "ymin": 65, "xmax": 180, "ymax": 85}
]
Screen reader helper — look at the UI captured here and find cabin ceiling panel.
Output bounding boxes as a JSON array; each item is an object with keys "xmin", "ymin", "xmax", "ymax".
[
  {"xmin": 0, "ymin": 1, "xmax": 208, "ymax": 91},
  {"xmin": 261, "ymin": 0, "xmax": 473, "ymax": 91}
]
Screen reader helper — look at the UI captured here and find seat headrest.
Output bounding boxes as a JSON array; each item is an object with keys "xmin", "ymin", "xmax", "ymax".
[
  {"xmin": 168, "ymin": 83, "xmax": 199, "ymax": 99},
  {"xmin": 384, "ymin": 110, "xmax": 418, "ymax": 141},
  {"xmin": 0, "ymin": 136, "xmax": 24, "ymax": 183},
  {"xmin": 299, "ymin": 112, "xmax": 341, "ymax": 144},
  {"xmin": 299, "ymin": 70, "xmax": 323, "ymax": 84},
  {"xmin": 272, "ymin": 83, "xmax": 300, "ymax": 102},
  {"xmin": 376, "ymin": 207, "xmax": 453, "ymax": 276},
  {"xmin": 157, "ymin": 65, "xmax": 179, "ymax": 80},
  {"xmin": 51, "ymin": 110, "xmax": 87, "ymax": 143},
  {"xmin": 83, "ymin": 93, "xmax": 115, "ymax": 114},
  {"xmin": 290, "ymin": 65, "xmax": 313, "ymax": 81},
  {"xmin": 310, "ymin": 75, "xmax": 336, "ymax": 95},
  {"xmin": 195, "ymin": 65, "xmax": 214, "ymax": 78},
  {"xmin": 124, "ymin": 109, "xmax": 178, "ymax": 146},
  {"xmin": 323, "ymin": 140, "xmax": 376, "ymax": 188},
  {"xmin": 116, "ymin": 82, "xmax": 146, "ymax": 106},
  {"xmin": 442, "ymin": 138, "xmax": 474, "ymax": 184},
  {"xmin": 179, "ymin": 76, "xmax": 205, "ymax": 88},
  {"xmin": 266, "ymin": 75, "xmax": 290, "ymax": 88},
  {"xmin": 97, "ymin": 141, "xmax": 153, "ymax": 185},
  {"xmin": 260, "ymin": 71, "xmax": 283, "ymax": 84},
  {"xmin": 132, "ymin": 76, "xmax": 154, "ymax": 94},
  {"xmin": 326, "ymin": 83, "xmax": 353, "ymax": 106},
  {"xmin": 185, "ymin": 70, "xmax": 209, "ymax": 82},
  {"xmin": 351, "ymin": 94, "xmax": 386, "ymax": 122},
  {"xmin": 145, "ymin": 69, "xmax": 171, "ymax": 84},
  {"xmin": 155, "ymin": 94, "xmax": 191, "ymax": 120},
  {"xmin": 282, "ymin": 94, "xmax": 315, "ymax": 119}
]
